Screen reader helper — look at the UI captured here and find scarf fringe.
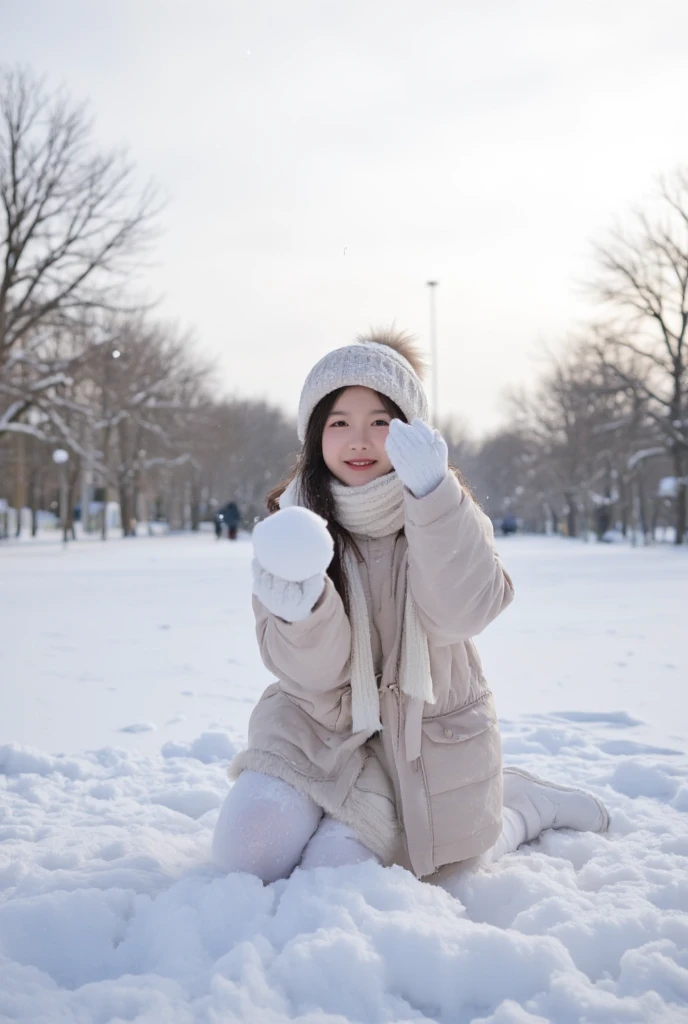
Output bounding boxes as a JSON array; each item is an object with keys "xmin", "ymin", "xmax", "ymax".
[{"xmin": 342, "ymin": 548, "xmax": 383, "ymax": 733}]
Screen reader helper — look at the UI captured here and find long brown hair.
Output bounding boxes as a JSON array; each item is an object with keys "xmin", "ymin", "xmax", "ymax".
[{"xmin": 267, "ymin": 388, "xmax": 406, "ymax": 610}]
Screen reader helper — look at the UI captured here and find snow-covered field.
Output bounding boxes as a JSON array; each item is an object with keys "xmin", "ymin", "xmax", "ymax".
[{"xmin": 1, "ymin": 534, "xmax": 686, "ymax": 1023}]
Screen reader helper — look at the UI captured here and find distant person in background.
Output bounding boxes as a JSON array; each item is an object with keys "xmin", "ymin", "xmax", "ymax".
[
  {"xmin": 215, "ymin": 501, "xmax": 241, "ymax": 540},
  {"xmin": 223, "ymin": 501, "xmax": 241, "ymax": 540},
  {"xmin": 501, "ymin": 513, "xmax": 518, "ymax": 536}
]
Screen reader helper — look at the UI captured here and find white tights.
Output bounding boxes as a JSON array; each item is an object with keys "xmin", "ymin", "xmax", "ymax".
[
  {"xmin": 211, "ymin": 771, "xmax": 378, "ymax": 882},
  {"xmin": 212, "ymin": 770, "xmax": 529, "ymax": 883}
]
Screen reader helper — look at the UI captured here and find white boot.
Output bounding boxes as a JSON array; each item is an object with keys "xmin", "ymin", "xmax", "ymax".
[{"xmin": 503, "ymin": 768, "xmax": 610, "ymax": 841}]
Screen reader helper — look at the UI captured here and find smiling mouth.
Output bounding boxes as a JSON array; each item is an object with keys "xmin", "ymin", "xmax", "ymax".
[{"xmin": 345, "ymin": 460, "xmax": 376, "ymax": 469}]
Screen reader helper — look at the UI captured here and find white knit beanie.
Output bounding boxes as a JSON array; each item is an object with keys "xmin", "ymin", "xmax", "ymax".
[{"xmin": 297, "ymin": 340, "xmax": 429, "ymax": 442}]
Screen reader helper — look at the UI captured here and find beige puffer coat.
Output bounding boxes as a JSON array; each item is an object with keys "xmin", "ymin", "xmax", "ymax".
[{"xmin": 230, "ymin": 473, "xmax": 514, "ymax": 878}]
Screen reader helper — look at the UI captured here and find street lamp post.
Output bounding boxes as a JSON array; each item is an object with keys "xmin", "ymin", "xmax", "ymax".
[
  {"xmin": 52, "ymin": 448, "xmax": 70, "ymax": 544},
  {"xmin": 80, "ymin": 425, "xmax": 93, "ymax": 535},
  {"xmin": 426, "ymin": 281, "xmax": 439, "ymax": 423},
  {"xmin": 100, "ymin": 346, "xmax": 123, "ymax": 541}
]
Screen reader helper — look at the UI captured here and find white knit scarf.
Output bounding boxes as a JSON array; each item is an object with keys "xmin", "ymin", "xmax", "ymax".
[{"xmin": 280, "ymin": 471, "xmax": 435, "ymax": 735}]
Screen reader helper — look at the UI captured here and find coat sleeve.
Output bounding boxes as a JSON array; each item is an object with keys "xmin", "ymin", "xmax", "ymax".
[
  {"xmin": 253, "ymin": 576, "xmax": 352, "ymax": 695},
  {"xmin": 403, "ymin": 472, "xmax": 514, "ymax": 643}
]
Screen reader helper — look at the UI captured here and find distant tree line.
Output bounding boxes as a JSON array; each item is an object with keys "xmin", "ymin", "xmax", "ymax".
[
  {"xmin": 1, "ymin": 68, "xmax": 685, "ymax": 543},
  {"xmin": 456, "ymin": 169, "xmax": 687, "ymax": 545}
]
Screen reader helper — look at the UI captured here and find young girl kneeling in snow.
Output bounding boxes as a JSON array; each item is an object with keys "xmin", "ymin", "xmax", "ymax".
[{"xmin": 213, "ymin": 331, "xmax": 609, "ymax": 882}]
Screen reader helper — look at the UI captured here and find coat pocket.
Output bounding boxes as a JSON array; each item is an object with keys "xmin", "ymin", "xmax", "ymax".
[{"xmin": 421, "ymin": 692, "xmax": 501, "ymax": 796}]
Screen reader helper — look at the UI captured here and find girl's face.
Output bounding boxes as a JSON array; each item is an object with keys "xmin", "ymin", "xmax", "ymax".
[{"xmin": 322, "ymin": 386, "xmax": 396, "ymax": 486}]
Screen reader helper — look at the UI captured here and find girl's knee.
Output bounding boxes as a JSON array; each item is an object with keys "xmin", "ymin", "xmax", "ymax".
[
  {"xmin": 211, "ymin": 771, "xmax": 322, "ymax": 882},
  {"xmin": 299, "ymin": 816, "xmax": 379, "ymax": 870},
  {"xmin": 212, "ymin": 795, "xmax": 286, "ymax": 880},
  {"xmin": 212, "ymin": 802, "xmax": 285, "ymax": 880}
]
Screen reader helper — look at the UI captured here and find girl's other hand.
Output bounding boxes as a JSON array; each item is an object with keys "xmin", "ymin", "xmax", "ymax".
[
  {"xmin": 385, "ymin": 418, "xmax": 448, "ymax": 498},
  {"xmin": 252, "ymin": 507, "xmax": 334, "ymax": 582},
  {"xmin": 251, "ymin": 507, "xmax": 333, "ymax": 622},
  {"xmin": 251, "ymin": 560, "xmax": 326, "ymax": 622}
]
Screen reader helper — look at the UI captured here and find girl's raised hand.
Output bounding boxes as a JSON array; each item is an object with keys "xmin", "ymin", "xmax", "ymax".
[
  {"xmin": 251, "ymin": 507, "xmax": 334, "ymax": 622},
  {"xmin": 385, "ymin": 418, "xmax": 448, "ymax": 498}
]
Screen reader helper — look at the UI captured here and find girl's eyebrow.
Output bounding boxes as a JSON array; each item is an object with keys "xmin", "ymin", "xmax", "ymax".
[{"xmin": 328, "ymin": 408, "xmax": 389, "ymax": 417}]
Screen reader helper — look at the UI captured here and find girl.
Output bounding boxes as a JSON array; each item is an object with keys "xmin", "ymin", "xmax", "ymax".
[{"xmin": 213, "ymin": 331, "xmax": 609, "ymax": 882}]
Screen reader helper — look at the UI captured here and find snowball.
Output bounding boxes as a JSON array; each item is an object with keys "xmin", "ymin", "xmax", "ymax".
[{"xmin": 252, "ymin": 507, "xmax": 334, "ymax": 582}]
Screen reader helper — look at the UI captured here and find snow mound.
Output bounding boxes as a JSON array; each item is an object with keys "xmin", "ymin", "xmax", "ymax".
[
  {"xmin": 0, "ymin": 744, "xmax": 86, "ymax": 780},
  {"xmin": 120, "ymin": 722, "xmax": 157, "ymax": 734},
  {"xmin": 161, "ymin": 731, "xmax": 240, "ymax": 764},
  {"xmin": 0, "ymin": 719, "xmax": 686, "ymax": 1023}
]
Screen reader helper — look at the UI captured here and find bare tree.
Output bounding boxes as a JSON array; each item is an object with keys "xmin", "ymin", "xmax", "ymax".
[
  {"xmin": 0, "ymin": 66, "xmax": 158, "ymax": 440},
  {"xmin": 211, "ymin": 399, "xmax": 298, "ymax": 523},
  {"xmin": 499, "ymin": 340, "xmax": 655, "ymax": 540},
  {"xmin": 81, "ymin": 316, "xmax": 211, "ymax": 537},
  {"xmin": 524, "ymin": 345, "xmax": 601, "ymax": 538},
  {"xmin": 470, "ymin": 427, "xmax": 539, "ymax": 528},
  {"xmin": 133, "ymin": 395, "xmax": 298, "ymax": 532},
  {"xmin": 590, "ymin": 167, "xmax": 688, "ymax": 543}
]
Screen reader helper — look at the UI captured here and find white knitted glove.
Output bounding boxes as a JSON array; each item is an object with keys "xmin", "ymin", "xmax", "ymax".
[
  {"xmin": 251, "ymin": 560, "xmax": 326, "ymax": 622},
  {"xmin": 251, "ymin": 507, "xmax": 334, "ymax": 622},
  {"xmin": 385, "ymin": 418, "xmax": 448, "ymax": 498}
]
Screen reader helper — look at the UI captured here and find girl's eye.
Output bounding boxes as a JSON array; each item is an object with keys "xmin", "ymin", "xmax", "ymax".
[
  {"xmin": 330, "ymin": 420, "xmax": 347, "ymax": 428},
  {"xmin": 373, "ymin": 419, "xmax": 390, "ymax": 427}
]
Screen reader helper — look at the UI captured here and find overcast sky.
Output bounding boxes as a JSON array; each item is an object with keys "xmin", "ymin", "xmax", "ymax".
[{"xmin": 4, "ymin": 0, "xmax": 688, "ymax": 435}]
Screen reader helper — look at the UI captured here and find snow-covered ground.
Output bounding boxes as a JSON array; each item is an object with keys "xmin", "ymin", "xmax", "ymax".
[{"xmin": 1, "ymin": 534, "xmax": 686, "ymax": 1023}]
